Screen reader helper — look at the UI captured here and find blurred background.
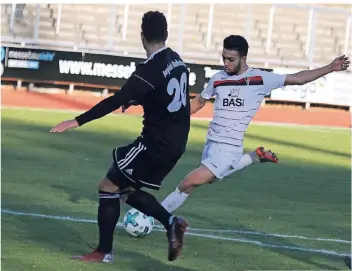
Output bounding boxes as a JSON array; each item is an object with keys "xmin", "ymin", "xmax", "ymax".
[
  {"xmin": 1, "ymin": 3, "xmax": 351, "ymax": 110},
  {"xmin": 1, "ymin": 3, "xmax": 352, "ymax": 67}
]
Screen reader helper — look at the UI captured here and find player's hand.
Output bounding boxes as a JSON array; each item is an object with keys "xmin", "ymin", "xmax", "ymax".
[
  {"xmin": 330, "ymin": 55, "xmax": 350, "ymax": 72},
  {"xmin": 50, "ymin": 119, "xmax": 79, "ymax": 133},
  {"xmin": 122, "ymin": 100, "xmax": 139, "ymax": 113}
]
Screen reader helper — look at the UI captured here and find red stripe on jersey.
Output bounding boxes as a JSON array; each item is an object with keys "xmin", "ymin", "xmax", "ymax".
[
  {"xmin": 214, "ymin": 76, "xmax": 263, "ymax": 88},
  {"xmin": 248, "ymin": 76, "xmax": 263, "ymax": 81}
]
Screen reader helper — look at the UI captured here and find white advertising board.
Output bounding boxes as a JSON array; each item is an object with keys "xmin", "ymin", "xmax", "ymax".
[{"xmin": 270, "ymin": 68, "xmax": 352, "ymax": 107}]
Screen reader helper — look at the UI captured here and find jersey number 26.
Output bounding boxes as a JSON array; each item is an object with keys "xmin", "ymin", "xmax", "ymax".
[{"xmin": 167, "ymin": 72, "xmax": 187, "ymax": 113}]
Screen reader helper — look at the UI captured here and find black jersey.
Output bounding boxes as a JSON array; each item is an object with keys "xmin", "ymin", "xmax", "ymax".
[{"xmin": 75, "ymin": 47, "xmax": 191, "ymax": 157}]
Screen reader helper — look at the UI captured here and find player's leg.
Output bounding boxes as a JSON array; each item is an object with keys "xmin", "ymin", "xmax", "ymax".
[
  {"xmin": 71, "ymin": 141, "xmax": 146, "ymax": 263},
  {"xmin": 95, "ymin": 176, "xmax": 134, "ymax": 254},
  {"xmin": 222, "ymin": 147, "xmax": 279, "ymax": 178},
  {"xmin": 72, "ymin": 161, "xmax": 186, "ymax": 262},
  {"xmin": 161, "ymin": 143, "xmax": 279, "ymax": 213},
  {"xmin": 161, "ymin": 140, "xmax": 234, "ymax": 212},
  {"xmin": 161, "ymin": 165, "xmax": 216, "ymax": 212},
  {"xmin": 71, "ymin": 164, "xmax": 134, "ymax": 263},
  {"xmin": 117, "ymin": 142, "xmax": 188, "ymax": 261},
  {"xmin": 124, "ymin": 189, "xmax": 188, "ymax": 261},
  {"xmin": 181, "ymin": 151, "xmax": 259, "ymax": 187},
  {"xmin": 124, "ymin": 188, "xmax": 183, "ymax": 233},
  {"xmin": 121, "ymin": 154, "xmax": 188, "ymax": 261},
  {"xmin": 103, "ymin": 172, "xmax": 188, "ymax": 262}
]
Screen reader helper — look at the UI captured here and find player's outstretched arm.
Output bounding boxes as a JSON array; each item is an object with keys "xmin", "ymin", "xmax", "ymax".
[
  {"xmin": 190, "ymin": 94, "xmax": 207, "ymax": 115},
  {"xmin": 50, "ymin": 92, "xmax": 130, "ymax": 133},
  {"xmin": 284, "ymin": 55, "xmax": 350, "ymax": 86},
  {"xmin": 50, "ymin": 71, "xmax": 154, "ymax": 133}
]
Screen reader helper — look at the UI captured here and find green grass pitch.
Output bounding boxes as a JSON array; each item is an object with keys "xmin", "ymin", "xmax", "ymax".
[{"xmin": 1, "ymin": 108, "xmax": 351, "ymax": 270}]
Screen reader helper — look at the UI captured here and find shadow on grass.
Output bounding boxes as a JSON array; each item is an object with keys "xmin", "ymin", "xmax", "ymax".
[{"xmin": 2, "ymin": 208, "xmax": 196, "ymax": 271}]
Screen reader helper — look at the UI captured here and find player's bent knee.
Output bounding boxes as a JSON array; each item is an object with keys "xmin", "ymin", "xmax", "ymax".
[
  {"xmin": 195, "ymin": 165, "xmax": 216, "ymax": 183},
  {"xmin": 179, "ymin": 166, "xmax": 216, "ymax": 192},
  {"xmin": 98, "ymin": 178, "xmax": 137, "ymax": 196},
  {"xmin": 98, "ymin": 178, "xmax": 120, "ymax": 193}
]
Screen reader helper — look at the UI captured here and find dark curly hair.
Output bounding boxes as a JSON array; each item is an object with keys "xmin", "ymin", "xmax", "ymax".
[{"xmin": 223, "ymin": 35, "xmax": 249, "ymax": 57}]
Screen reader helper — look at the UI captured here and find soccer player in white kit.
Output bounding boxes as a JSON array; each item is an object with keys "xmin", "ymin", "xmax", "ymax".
[{"xmin": 161, "ymin": 35, "xmax": 350, "ymax": 213}]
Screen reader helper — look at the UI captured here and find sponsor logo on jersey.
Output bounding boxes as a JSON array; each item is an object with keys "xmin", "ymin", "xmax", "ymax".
[{"xmin": 223, "ymin": 88, "xmax": 244, "ymax": 107}]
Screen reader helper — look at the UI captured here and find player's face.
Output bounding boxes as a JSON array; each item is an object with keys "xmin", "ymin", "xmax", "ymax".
[{"xmin": 222, "ymin": 49, "xmax": 244, "ymax": 75}]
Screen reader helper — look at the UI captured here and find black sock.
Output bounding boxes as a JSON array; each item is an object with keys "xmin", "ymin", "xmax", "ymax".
[
  {"xmin": 126, "ymin": 189, "xmax": 173, "ymax": 231},
  {"xmin": 96, "ymin": 190, "xmax": 120, "ymax": 253}
]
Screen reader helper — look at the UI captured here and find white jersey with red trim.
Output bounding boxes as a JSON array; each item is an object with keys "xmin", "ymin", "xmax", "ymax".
[{"xmin": 200, "ymin": 68, "xmax": 287, "ymax": 146}]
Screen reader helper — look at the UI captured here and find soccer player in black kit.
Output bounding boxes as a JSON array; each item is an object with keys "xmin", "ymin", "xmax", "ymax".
[{"xmin": 50, "ymin": 11, "xmax": 190, "ymax": 263}]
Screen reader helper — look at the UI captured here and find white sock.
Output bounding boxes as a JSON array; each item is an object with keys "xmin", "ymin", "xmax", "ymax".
[
  {"xmin": 161, "ymin": 186, "xmax": 189, "ymax": 213},
  {"xmin": 236, "ymin": 152, "xmax": 258, "ymax": 171},
  {"xmin": 168, "ymin": 215, "xmax": 175, "ymax": 225},
  {"xmin": 222, "ymin": 152, "xmax": 257, "ymax": 178}
]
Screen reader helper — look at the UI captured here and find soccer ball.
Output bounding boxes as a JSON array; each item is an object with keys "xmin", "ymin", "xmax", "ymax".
[{"xmin": 123, "ymin": 208, "xmax": 155, "ymax": 238}]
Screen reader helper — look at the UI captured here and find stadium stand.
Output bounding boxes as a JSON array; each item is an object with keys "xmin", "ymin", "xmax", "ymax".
[{"xmin": 1, "ymin": 4, "xmax": 351, "ymax": 68}]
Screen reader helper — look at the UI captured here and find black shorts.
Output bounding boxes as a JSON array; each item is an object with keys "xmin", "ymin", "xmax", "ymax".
[{"xmin": 106, "ymin": 137, "xmax": 181, "ymax": 191}]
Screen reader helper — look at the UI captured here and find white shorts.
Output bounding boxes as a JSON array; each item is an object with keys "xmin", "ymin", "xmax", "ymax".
[{"xmin": 201, "ymin": 139, "xmax": 243, "ymax": 179}]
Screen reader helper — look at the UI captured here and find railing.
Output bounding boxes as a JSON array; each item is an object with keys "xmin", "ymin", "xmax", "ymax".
[
  {"xmin": 1, "ymin": 3, "xmax": 351, "ymax": 68},
  {"xmin": 265, "ymin": 5, "xmax": 276, "ymax": 55}
]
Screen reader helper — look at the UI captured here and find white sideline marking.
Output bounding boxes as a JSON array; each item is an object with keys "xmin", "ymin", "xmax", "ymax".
[
  {"xmin": 1, "ymin": 209, "xmax": 350, "ymax": 257},
  {"xmin": 179, "ymin": 226, "xmax": 352, "ymax": 244},
  {"xmin": 2, "ymin": 106, "xmax": 350, "ymax": 132}
]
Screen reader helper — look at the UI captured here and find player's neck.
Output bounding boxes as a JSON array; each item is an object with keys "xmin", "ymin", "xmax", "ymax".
[
  {"xmin": 236, "ymin": 64, "xmax": 249, "ymax": 76},
  {"xmin": 145, "ymin": 43, "xmax": 166, "ymax": 58}
]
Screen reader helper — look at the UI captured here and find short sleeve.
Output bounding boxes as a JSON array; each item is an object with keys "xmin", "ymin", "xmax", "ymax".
[
  {"xmin": 260, "ymin": 71, "xmax": 287, "ymax": 94},
  {"xmin": 200, "ymin": 74, "xmax": 218, "ymax": 100}
]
